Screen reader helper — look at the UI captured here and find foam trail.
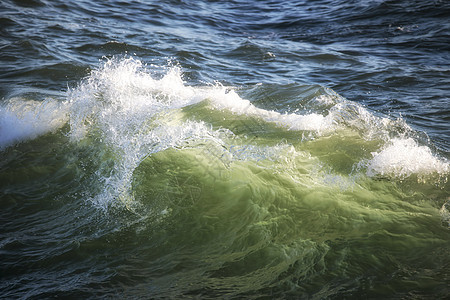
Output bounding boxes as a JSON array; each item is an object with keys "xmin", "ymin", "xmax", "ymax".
[{"xmin": 0, "ymin": 98, "xmax": 68, "ymax": 149}]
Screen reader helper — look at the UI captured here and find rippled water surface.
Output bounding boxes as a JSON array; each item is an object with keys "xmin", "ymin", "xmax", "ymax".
[{"xmin": 1, "ymin": 0, "xmax": 449, "ymax": 298}]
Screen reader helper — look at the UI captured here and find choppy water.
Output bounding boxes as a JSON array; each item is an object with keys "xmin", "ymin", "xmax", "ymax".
[{"xmin": 1, "ymin": 0, "xmax": 449, "ymax": 298}]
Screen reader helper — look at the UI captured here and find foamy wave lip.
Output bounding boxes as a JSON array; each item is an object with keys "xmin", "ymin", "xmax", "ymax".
[
  {"xmin": 365, "ymin": 138, "xmax": 449, "ymax": 179},
  {"xmin": 207, "ymin": 87, "xmax": 334, "ymax": 134},
  {"xmin": 0, "ymin": 98, "xmax": 68, "ymax": 149},
  {"xmin": 70, "ymin": 56, "xmax": 338, "ymax": 141},
  {"xmin": 67, "ymin": 57, "xmax": 203, "ymax": 141}
]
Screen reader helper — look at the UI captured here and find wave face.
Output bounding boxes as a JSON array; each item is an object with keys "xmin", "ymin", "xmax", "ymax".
[
  {"xmin": 1, "ymin": 57, "xmax": 449, "ymax": 298},
  {"xmin": 1, "ymin": 0, "xmax": 450, "ymax": 298}
]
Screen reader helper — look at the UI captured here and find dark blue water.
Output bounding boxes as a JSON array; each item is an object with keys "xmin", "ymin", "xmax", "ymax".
[{"xmin": 1, "ymin": 0, "xmax": 449, "ymax": 298}]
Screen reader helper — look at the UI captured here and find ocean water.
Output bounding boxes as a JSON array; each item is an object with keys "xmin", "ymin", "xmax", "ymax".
[{"xmin": 1, "ymin": 0, "xmax": 449, "ymax": 298}]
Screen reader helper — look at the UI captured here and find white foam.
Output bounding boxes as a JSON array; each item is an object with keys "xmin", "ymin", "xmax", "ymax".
[
  {"xmin": 68, "ymin": 56, "xmax": 340, "ymax": 146},
  {"xmin": 66, "ymin": 57, "xmax": 236, "ymax": 209},
  {"xmin": 365, "ymin": 138, "xmax": 449, "ymax": 179},
  {"xmin": 0, "ymin": 98, "xmax": 68, "ymax": 149},
  {"xmin": 205, "ymin": 87, "xmax": 334, "ymax": 134},
  {"xmin": 67, "ymin": 57, "xmax": 199, "ymax": 142}
]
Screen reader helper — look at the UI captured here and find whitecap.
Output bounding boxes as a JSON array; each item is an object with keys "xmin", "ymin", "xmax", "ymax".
[
  {"xmin": 365, "ymin": 138, "xmax": 449, "ymax": 179},
  {"xmin": 0, "ymin": 97, "xmax": 68, "ymax": 149}
]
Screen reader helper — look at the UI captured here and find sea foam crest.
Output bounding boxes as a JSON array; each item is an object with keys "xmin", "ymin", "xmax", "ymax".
[
  {"xmin": 205, "ymin": 87, "xmax": 334, "ymax": 133},
  {"xmin": 67, "ymin": 57, "xmax": 200, "ymax": 142},
  {"xmin": 365, "ymin": 138, "xmax": 449, "ymax": 179},
  {"xmin": 66, "ymin": 57, "xmax": 233, "ymax": 209},
  {"xmin": 68, "ymin": 56, "xmax": 338, "ymax": 145},
  {"xmin": 0, "ymin": 97, "xmax": 68, "ymax": 149}
]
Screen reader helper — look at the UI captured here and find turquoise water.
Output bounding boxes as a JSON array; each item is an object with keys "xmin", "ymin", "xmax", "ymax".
[{"xmin": 1, "ymin": 0, "xmax": 449, "ymax": 298}]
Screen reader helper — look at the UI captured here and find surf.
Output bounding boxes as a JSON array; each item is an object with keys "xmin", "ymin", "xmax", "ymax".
[{"xmin": 1, "ymin": 57, "xmax": 448, "ymax": 220}]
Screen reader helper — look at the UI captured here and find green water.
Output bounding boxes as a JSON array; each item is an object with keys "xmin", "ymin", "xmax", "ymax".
[{"xmin": 1, "ymin": 58, "xmax": 449, "ymax": 299}]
